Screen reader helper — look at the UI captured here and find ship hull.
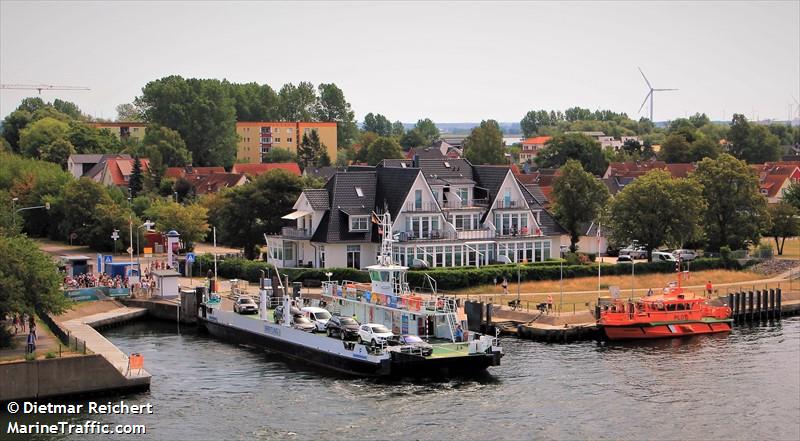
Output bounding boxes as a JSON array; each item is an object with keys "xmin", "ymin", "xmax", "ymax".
[
  {"xmin": 198, "ymin": 314, "xmax": 500, "ymax": 377},
  {"xmin": 599, "ymin": 319, "xmax": 732, "ymax": 341}
]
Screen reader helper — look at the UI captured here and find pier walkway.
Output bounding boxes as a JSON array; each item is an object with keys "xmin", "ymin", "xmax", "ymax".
[{"xmin": 59, "ymin": 307, "xmax": 150, "ymax": 379}]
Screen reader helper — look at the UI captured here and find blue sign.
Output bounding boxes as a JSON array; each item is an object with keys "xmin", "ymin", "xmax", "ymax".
[
  {"xmin": 186, "ymin": 252, "xmax": 195, "ymax": 263},
  {"xmin": 104, "ymin": 255, "xmax": 113, "ymax": 264}
]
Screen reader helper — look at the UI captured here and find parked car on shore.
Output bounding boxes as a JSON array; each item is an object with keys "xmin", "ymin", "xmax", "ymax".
[
  {"xmin": 358, "ymin": 323, "xmax": 394, "ymax": 346},
  {"xmin": 652, "ymin": 251, "xmax": 677, "ymax": 262},
  {"xmin": 326, "ymin": 315, "xmax": 360, "ymax": 340},
  {"xmin": 673, "ymin": 249, "xmax": 697, "ymax": 261},
  {"xmin": 620, "ymin": 246, "xmax": 647, "ymax": 259},
  {"xmin": 233, "ymin": 297, "xmax": 258, "ymax": 314},
  {"xmin": 617, "ymin": 254, "xmax": 633, "ymax": 263}
]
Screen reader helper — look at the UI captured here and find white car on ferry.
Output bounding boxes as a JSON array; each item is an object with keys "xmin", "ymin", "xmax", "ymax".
[
  {"xmin": 358, "ymin": 323, "xmax": 394, "ymax": 346},
  {"xmin": 301, "ymin": 306, "xmax": 332, "ymax": 332}
]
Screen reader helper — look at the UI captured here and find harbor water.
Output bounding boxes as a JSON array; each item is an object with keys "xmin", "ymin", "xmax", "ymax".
[{"xmin": 11, "ymin": 317, "xmax": 800, "ymax": 440}]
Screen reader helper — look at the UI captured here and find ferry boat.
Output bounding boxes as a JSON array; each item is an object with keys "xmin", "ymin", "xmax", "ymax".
[
  {"xmin": 597, "ymin": 269, "xmax": 732, "ymax": 340},
  {"xmin": 197, "ymin": 213, "xmax": 502, "ymax": 377}
]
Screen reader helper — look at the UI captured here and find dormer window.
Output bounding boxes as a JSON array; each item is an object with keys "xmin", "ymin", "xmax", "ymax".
[
  {"xmin": 350, "ymin": 216, "xmax": 369, "ymax": 232},
  {"xmin": 355, "ymin": 187, "xmax": 364, "ymax": 197},
  {"xmin": 444, "ymin": 161, "xmax": 451, "ymax": 168}
]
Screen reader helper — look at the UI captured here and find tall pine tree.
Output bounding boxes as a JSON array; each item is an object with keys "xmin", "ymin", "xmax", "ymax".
[{"xmin": 129, "ymin": 156, "xmax": 144, "ymax": 198}]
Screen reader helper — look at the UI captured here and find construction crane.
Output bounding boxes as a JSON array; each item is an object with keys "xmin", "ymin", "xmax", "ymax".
[{"xmin": 1, "ymin": 83, "xmax": 90, "ymax": 94}]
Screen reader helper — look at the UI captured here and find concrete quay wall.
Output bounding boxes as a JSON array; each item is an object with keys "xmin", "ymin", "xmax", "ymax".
[{"xmin": 0, "ymin": 355, "xmax": 149, "ymax": 402}]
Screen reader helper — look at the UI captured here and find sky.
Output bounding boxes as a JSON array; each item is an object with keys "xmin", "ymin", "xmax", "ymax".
[{"xmin": 1, "ymin": 1, "xmax": 799, "ymax": 125}]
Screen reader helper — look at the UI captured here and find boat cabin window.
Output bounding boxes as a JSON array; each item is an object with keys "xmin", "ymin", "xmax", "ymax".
[
  {"xmin": 677, "ymin": 303, "xmax": 685, "ymax": 311},
  {"xmin": 666, "ymin": 304, "xmax": 676, "ymax": 311},
  {"xmin": 369, "ymin": 270, "xmax": 390, "ymax": 282}
]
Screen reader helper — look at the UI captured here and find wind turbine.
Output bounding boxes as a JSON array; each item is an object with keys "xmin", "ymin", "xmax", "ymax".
[{"xmin": 637, "ymin": 67, "xmax": 677, "ymax": 122}]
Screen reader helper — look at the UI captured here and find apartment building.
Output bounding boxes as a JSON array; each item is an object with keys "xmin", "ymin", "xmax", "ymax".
[
  {"xmin": 89, "ymin": 122, "xmax": 148, "ymax": 142},
  {"xmin": 235, "ymin": 122, "xmax": 337, "ymax": 163},
  {"xmin": 266, "ymin": 158, "xmax": 566, "ymax": 269},
  {"xmin": 519, "ymin": 136, "xmax": 552, "ymax": 163}
]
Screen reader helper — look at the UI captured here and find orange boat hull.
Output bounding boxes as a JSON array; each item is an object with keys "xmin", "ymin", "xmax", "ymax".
[{"xmin": 601, "ymin": 321, "xmax": 732, "ymax": 340}]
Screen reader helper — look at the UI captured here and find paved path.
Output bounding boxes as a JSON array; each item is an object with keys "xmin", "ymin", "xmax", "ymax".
[
  {"xmin": 0, "ymin": 316, "xmax": 61, "ymax": 362},
  {"xmin": 59, "ymin": 307, "xmax": 150, "ymax": 378}
]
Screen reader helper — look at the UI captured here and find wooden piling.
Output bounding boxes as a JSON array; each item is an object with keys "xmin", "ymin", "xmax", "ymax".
[
  {"xmin": 748, "ymin": 291, "xmax": 754, "ymax": 322},
  {"xmin": 762, "ymin": 289, "xmax": 769, "ymax": 321},
  {"xmin": 755, "ymin": 291, "xmax": 762, "ymax": 322},
  {"xmin": 777, "ymin": 289, "xmax": 782, "ymax": 319},
  {"xmin": 769, "ymin": 289, "xmax": 776, "ymax": 320},
  {"xmin": 735, "ymin": 292, "xmax": 742, "ymax": 323}
]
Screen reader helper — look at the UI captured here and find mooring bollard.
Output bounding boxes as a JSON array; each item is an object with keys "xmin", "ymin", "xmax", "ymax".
[
  {"xmin": 777, "ymin": 288, "xmax": 782, "ymax": 318},
  {"xmin": 734, "ymin": 292, "xmax": 741, "ymax": 322},
  {"xmin": 762, "ymin": 289, "xmax": 769, "ymax": 321}
]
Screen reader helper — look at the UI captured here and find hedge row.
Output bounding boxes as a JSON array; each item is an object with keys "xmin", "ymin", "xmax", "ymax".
[
  {"xmin": 405, "ymin": 258, "xmax": 741, "ymax": 291},
  {"xmin": 192, "ymin": 254, "xmax": 740, "ymax": 291},
  {"xmin": 191, "ymin": 255, "xmax": 370, "ymax": 284}
]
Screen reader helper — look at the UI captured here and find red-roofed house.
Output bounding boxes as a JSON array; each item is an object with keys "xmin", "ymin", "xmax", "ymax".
[
  {"xmin": 231, "ymin": 162, "xmax": 302, "ymax": 177},
  {"xmin": 164, "ymin": 166, "xmax": 225, "ymax": 180},
  {"xmin": 192, "ymin": 173, "xmax": 248, "ymax": 195},
  {"xmin": 751, "ymin": 162, "xmax": 800, "ymax": 203},
  {"xmin": 86, "ymin": 157, "xmax": 150, "ymax": 188},
  {"xmin": 520, "ymin": 136, "xmax": 552, "ymax": 163},
  {"xmin": 601, "ymin": 161, "xmax": 697, "ymax": 194}
]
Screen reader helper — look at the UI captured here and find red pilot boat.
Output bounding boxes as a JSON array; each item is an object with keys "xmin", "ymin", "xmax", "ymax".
[{"xmin": 597, "ymin": 270, "xmax": 732, "ymax": 341}]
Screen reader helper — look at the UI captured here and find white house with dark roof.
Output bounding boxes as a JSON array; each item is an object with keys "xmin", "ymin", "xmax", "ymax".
[{"xmin": 267, "ymin": 158, "xmax": 566, "ymax": 269}]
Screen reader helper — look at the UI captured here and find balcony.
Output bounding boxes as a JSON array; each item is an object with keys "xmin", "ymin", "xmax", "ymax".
[
  {"xmin": 441, "ymin": 198, "xmax": 489, "ymax": 209},
  {"xmin": 396, "ymin": 229, "xmax": 496, "ymax": 242},
  {"xmin": 496, "ymin": 227, "xmax": 542, "ymax": 238},
  {"xmin": 493, "ymin": 199, "xmax": 525, "ymax": 209},
  {"xmin": 280, "ymin": 227, "xmax": 312, "ymax": 240},
  {"xmin": 404, "ymin": 201, "xmax": 441, "ymax": 212}
]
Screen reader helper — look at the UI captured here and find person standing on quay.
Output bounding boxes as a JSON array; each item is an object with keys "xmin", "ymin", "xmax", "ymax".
[
  {"xmin": 706, "ymin": 280, "xmax": 713, "ymax": 297},
  {"xmin": 501, "ymin": 277, "xmax": 509, "ymax": 296}
]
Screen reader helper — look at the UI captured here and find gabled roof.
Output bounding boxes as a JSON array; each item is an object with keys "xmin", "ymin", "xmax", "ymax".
[
  {"xmin": 520, "ymin": 185, "xmax": 566, "ymax": 235},
  {"xmin": 193, "ymin": 173, "xmax": 247, "ymax": 194},
  {"xmin": 471, "ymin": 165, "xmax": 509, "ymax": 197},
  {"xmin": 376, "ymin": 166, "xmax": 420, "ymax": 220},
  {"xmin": 68, "ymin": 154, "xmax": 106, "ymax": 164},
  {"xmin": 232, "ymin": 162, "xmax": 301, "ymax": 177},
  {"xmin": 87, "ymin": 157, "xmax": 149, "ymax": 186},
  {"xmin": 311, "ymin": 170, "xmax": 377, "ymax": 243},
  {"xmin": 304, "ymin": 189, "xmax": 330, "ymax": 210}
]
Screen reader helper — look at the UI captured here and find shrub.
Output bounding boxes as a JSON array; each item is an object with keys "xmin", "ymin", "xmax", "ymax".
[
  {"xmin": 25, "ymin": 352, "xmax": 36, "ymax": 361},
  {"xmin": 0, "ymin": 326, "xmax": 12, "ymax": 348},
  {"xmin": 45, "ymin": 351, "xmax": 57, "ymax": 359}
]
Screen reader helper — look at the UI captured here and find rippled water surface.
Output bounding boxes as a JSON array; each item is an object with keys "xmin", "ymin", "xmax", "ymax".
[{"xmin": 10, "ymin": 318, "xmax": 800, "ymax": 440}]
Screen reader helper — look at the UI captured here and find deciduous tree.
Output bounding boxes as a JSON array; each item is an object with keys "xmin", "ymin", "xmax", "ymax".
[
  {"xmin": 366, "ymin": 137, "xmax": 404, "ymax": 165},
  {"xmin": 763, "ymin": 202, "xmax": 799, "ymax": 255},
  {"xmin": 551, "ymin": 160, "xmax": 610, "ymax": 252},
  {"xmin": 692, "ymin": 153, "xmax": 768, "ymax": 250},
  {"xmin": 659, "ymin": 134, "xmax": 691, "ymax": 163},
  {"xmin": 137, "ymin": 76, "xmax": 238, "ymax": 167},
  {"xmin": 413, "ymin": 118, "xmax": 440, "ymax": 145},
  {"xmin": 216, "ymin": 170, "xmax": 304, "ymax": 259},
  {"xmin": 464, "ymin": 120, "xmax": 506, "ymax": 165},
  {"xmin": 535, "ymin": 133, "xmax": 607, "ymax": 176},
  {"xmin": 610, "ymin": 170, "xmax": 705, "ymax": 260},
  {"xmin": 19, "ymin": 117, "xmax": 70, "ymax": 160},
  {"xmin": 144, "ymin": 200, "xmax": 209, "ymax": 250}
]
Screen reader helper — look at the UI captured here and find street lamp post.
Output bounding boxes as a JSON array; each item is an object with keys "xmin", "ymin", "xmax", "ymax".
[
  {"xmin": 136, "ymin": 220, "xmax": 155, "ymax": 280},
  {"xmin": 559, "ymin": 245, "xmax": 568, "ymax": 311}
]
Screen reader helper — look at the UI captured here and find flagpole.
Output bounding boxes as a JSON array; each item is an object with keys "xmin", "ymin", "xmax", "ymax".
[{"xmin": 597, "ymin": 221, "xmax": 601, "ymax": 294}]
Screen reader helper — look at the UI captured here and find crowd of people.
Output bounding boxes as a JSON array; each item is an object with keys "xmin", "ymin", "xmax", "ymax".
[{"xmin": 63, "ymin": 273, "xmax": 129, "ymax": 290}]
